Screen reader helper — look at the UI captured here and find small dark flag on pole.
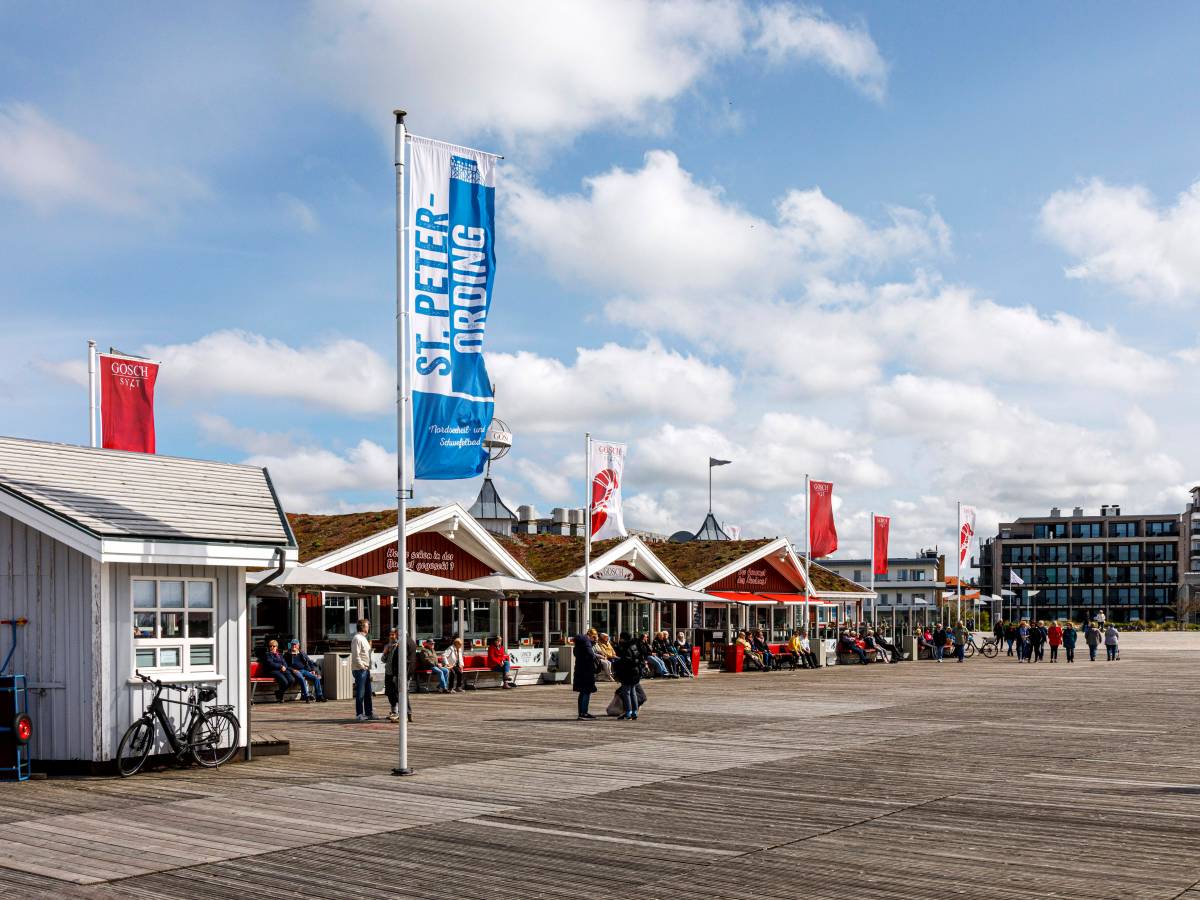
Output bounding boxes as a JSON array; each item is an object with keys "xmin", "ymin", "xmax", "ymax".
[{"xmin": 709, "ymin": 458, "xmax": 731, "ymax": 467}]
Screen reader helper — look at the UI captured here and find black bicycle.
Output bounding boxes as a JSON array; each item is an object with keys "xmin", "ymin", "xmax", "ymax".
[
  {"xmin": 116, "ymin": 672, "xmax": 240, "ymax": 776},
  {"xmin": 963, "ymin": 635, "xmax": 999, "ymax": 659}
]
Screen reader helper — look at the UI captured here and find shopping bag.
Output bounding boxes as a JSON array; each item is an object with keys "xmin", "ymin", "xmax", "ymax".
[{"xmin": 606, "ymin": 690, "xmax": 624, "ymax": 717}]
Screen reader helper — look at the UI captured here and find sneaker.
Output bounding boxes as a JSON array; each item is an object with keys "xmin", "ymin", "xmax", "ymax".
[
  {"xmin": 355, "ymin": 714, "xmax": 367, "ymax": 721},
  {"xmin": 387, "ymin": 713, "xmax": 400, "ymax": 723},
  {"xmin": 367, "ymin": 714, "xmax": 381, "ymax": 721}
]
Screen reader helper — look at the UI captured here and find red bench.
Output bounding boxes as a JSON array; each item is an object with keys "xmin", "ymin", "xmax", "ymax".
[
  {"xmin": 249, "ymin": 660, "xmax": 303, "ymax": 703},
  {"xmin": 723, "ymin": 642, "xmax": 796, "ymax": 672},
  {"xmin": 459, "ymin": 653, "xmax": 521, "ymax": 689}
]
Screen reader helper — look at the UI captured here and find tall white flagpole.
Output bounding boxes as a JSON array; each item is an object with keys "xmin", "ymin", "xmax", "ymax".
[
  {"xmin": 87, "ymin": 340, "xmax": 98, "ymax": 448},
  {"xmin": 804, "ymin": 473, "xmax": 812, "ymax": 641},
  {"xmin": 392, "ymin": 108, "xmax": 413, "ymax": 777},
  {"xmin": 869, "ymin": 510, "xmax": 875, "ymax": 625},
  {"xmin": 956, "ymin": 500, "xmax": 963, "ymax": 628},
  {"xmin": 583, "ymin": 432, "xmax": 591, "ymax": 635}
]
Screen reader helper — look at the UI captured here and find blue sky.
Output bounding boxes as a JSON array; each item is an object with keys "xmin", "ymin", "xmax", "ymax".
[{"xmin": 2, "ymin": 1, "xmax": 1199, "ymax": 560}]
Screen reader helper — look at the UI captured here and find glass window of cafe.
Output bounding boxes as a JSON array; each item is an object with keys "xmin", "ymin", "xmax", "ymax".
[{"xmin": 325, "ymin": 594, "xmax": 380, "ymax": 639}]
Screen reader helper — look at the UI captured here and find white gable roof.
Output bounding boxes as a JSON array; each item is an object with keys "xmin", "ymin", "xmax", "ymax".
[{"xmin": 0, "ymin": 435, "xmax": 296, "ymax": 565}]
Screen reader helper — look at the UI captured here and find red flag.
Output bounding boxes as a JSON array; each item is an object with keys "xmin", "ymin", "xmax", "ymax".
[
  {"xmin": 808, "ymin": 480, "xmax": 838, "ymax": 558},
  {"xmin": 873, "ymin": 515, "xmax": 890, "ymax": 575},
  {"xmin": 100, "ymin": 353, "xmax": 158, "ymax": 453}
]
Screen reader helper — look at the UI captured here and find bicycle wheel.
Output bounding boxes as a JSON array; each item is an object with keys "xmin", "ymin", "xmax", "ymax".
[
  {"xmin": 117, "ymin": 718, "xmax": 155, "ymax": 777},
  {"xmin": 964, "ymin": 641, "xmax": 976, "ymax": 659},
  {"xmin": 189, "ymin": 709, "xmax": 240, "ymax": 768},
  {"xmin": 982, "ymin": 640, "xmax": 998, "ymax": 659}
]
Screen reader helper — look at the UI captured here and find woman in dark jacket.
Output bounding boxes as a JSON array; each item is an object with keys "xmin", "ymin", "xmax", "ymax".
[
  {"xmin": 572, "ymin": 633, "xmax": 598, "ymax": 720},
  {"xmin": 613, "ymin": 632, "xmax": 641, "ymax": 720},
  {"xmin": 1062, "ymin": 622, "xmax": 1078, "ymax": 663}
]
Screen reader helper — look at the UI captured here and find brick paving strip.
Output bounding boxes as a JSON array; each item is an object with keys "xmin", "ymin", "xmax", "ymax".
[{"xmin": 2, "ymin": 636, "xmax": 1200, "ymax": 898}]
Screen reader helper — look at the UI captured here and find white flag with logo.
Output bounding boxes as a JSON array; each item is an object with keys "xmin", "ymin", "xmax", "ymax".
[
  {"xmin": 589, "ymin": 440, "xmax": 627, "ymax": 541},
  {"xmin": 958, "ymin": 504, "xmax": 976, "ymax": 569},
  {"xmin": 1009, "ymin": 569, "xmax": 1025, "ymax": 585}
]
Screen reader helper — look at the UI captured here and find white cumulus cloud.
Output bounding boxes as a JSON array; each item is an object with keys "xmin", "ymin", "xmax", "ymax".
[
  {"xmin": 1040, "ymin": 177, "xmax": 1200, "ymax": 302},
  {"xmin": 754, "ymin": 4, "xmax": 888, "ymax": 101}
]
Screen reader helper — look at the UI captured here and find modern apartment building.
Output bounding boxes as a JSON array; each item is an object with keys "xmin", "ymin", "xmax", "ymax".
[
  {"xmin": 823, "ymin": 549, "xmax": 944, "ymax": 625},
  {"xmin": 977, "ymin": 504, "xmax": 1183, "ymax": 623},
  {"xmin": 1184, "ymin": 487, "xmax": 1200, "ymax": 616}
]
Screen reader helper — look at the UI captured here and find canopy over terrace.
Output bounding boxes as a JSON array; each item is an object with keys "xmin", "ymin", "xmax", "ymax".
[
  {"xmin": 286, "ymin": 503, "xmax": 546, "ymax": 651},
  {"xmin": 652, "ymin": 536, "xmax": 874, "ymax": 651}
]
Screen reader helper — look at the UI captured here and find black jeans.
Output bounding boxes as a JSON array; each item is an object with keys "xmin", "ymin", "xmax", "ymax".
[
  {"xmin": 1065, "ymin": 646, "xmax": 1075, "ymax": 662},
  {"xmin": 448, "ymin": 666, "xmax": 463, "ymax": 691},
  {"xmin": 577, "ymin": 691, "xmax": 591, "ymax": 716},
  {"xmin": 1050, "ymin": 645, "xmax": 1059, "ymax": 662}
]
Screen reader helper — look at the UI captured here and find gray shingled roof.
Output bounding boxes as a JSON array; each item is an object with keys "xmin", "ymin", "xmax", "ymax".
[{"xmin": 0, "ymin": 436, "xmax": 294, "ymax": 546}]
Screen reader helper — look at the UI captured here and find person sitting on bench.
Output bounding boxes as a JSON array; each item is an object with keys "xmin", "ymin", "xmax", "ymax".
[
  {"xmin": 667, "ymin": 631, "xmax": 694, "ymax": 677},
  {"xmin": 752, "ymin": 630, "xmax": 774, "ymax": 671},
  {"xmin": 486, "ymin": 636, "xmax": 516, "ymax": 688},
  {"xmin": 652, "ymin": 631, "xmax": 687, "ymax": 677},
  {"xmin": 284, "ymin": 638, "xmax": 325, "ymax": 701},
  {"xmin": 593, "ymin": 631, "xmax": 616, "ymax": 680},
  {"xmin": 262, "ymin": 639, "xmax": 305, "ymax": 701},
  {"xmin": 737, "ymin": 631, "xmax": 766, "ymax": 671},
  {"xmin": 838, "ymin": 630, "xmax": 869, "ymax": 665},
  {"xmin": 863, "ymin": 630, "xmax": 890, "ymax": 663},
  {"xmin": 794, "ymin": 630, "xmax": 819, "ymax": 669},
  {"xmin": 638, "ymin": 633, "xmax": 670, "ymax": 677}
]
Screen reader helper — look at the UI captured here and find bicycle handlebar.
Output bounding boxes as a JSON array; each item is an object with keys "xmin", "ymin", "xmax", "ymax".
[{"xmin": 134, "ymin": 671, "xmax": 187, "ymax": 692}]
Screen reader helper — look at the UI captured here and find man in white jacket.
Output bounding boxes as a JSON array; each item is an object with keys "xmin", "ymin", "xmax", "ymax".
[{"xmin": 351, "ymin": 619, "xmax": 377, "ymax": 721}]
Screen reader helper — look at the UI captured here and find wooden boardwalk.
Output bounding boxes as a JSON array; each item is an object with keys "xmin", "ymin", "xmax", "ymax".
[{"xmin": 3, "ymin": 641, "xmax": 1200, "ymax": 898}]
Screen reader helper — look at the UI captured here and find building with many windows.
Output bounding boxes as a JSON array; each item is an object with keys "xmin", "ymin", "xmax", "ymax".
[
  {"xmin": 822, "ymin": 549, "xmax": 944, "ymax": 627},
  {"xmin": 977, "ymin": 505, "xmax": 1183, "ymax": 623},
  {"xmin": 1184, "ymin": 487, "xmax": 1200, "ymax": 618}
]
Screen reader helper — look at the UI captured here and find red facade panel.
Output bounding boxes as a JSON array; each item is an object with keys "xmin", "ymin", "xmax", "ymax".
[
  {"xmin": 330, "ymin": 531, "xmax": 492, "ymax": 580},
  {"xmin": 709, "ymin": 560, "xmax": 798, "ymax": 593}
]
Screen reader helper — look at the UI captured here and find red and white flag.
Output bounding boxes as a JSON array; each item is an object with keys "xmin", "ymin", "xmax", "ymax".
[
  {"xmin": 100, "ymin": 353, "xmax": 159, "ymax": 453},
  {"xmin": 958, "ymin": 504, "xmax": 977, "ymax": 570},
  {"xmin": 589, "ymin": 440, "xmax": 627, "ymax": 541},
  {"xmin": 873, "ymin": 515, "xmax": 890, "ymax": 575},
  {"xmin": 809, "ymin": 480, "xmax": 838, "ymax": 558}
]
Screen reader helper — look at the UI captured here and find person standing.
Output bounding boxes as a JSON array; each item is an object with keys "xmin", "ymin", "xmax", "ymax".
[
  {"xmin": 1005, "ymin": 620, "xmax": 1017, "ymax": 657},
  {"xmin": 350, "ymin": 619, "xmax": 377, "ymax": 721},
  {"xmin": 1030, "ymin": 621, "xmax": 1047, "ymax": 662},
  {"xmin": 1016, "ymin": 620, "xmax": 1030, "ymax": 663},
  {"xmin": 993, "ymin": 618, "xmax": 1006, "ymax": 654},
  {"xmin": 613, "ymin": 632, "xmax": 641, "ymax": 720},
  {"xmin": 381, "ymin": 628, "xmax": 400, "ymax": 721},
  {"xmin": 1062, "ymin": 622, "xmax": 1077, "ymax": 663},
  {"xmin": 953, "ymin": 621, "xmax": 967, "ymax": 663},
  {"xmin": 1047, "ymin": 621, "xmax": 1063, "ymax": 662},
  {"xmin": 572, "ymin": 632, "xmax": 598, "ymax": 720},
  {"xmin": 932, "ymin": 623, "xmax": 948, "ymax": 663},
  {"xmin": 1105, "ymin": 624, "xmax": 1120, "ymax": 661},
  {"xmin": 1084, "ymin": 621, "xmax": 1101, "ymax": 661}
]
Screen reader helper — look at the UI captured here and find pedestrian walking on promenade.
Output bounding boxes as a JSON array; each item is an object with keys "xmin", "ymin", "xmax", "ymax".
[
  {"xmin": 1105, "ymin": 624, "xmax": 1120, "ymax": 661},
  {"xmin": 1084, "ymin": 621, "xmax": 1101, "ymax": 661},
  {"xmin": 953, "ymin": 621, "xmax": 968, "ymax": 663},
  {"xmin": 1005, "ymin": 620, "xmax": 1017, "ymax": 656},
  {"xmin": 1062, "ymin": 622, "xmax": 1077, "ymax": 663},
  {"xmin": 1047, "ymin": 621, "xmax": 1063, "ymax": 662},
  {"xmin": 994, "ymin": 618, "xmax": 1006, "ymax": 653},
  {"xmin": 351, "ymin": 618, "xmax": 377, "ymax": 721},
  {"xmin": 1031, "ymin": 621, "xmax": 1047, "ymax": 662},
  {"xmin": 1016, "ymin": 620, "xmax": 1030, "ymax": 663},
  {"xmin": 381, "ymin": 627, "xmax": 400, "ymax": 720},
  {"xmin": 613, "ymin": 632, "xmax": 641, "ymax": 720},
  {"xmin": 932, "ymin": 623, "xmax": 948, "ymax": 662},
  {"xmin": 573, "ymin": 632, "xmax": 598, "ymax": 720}
]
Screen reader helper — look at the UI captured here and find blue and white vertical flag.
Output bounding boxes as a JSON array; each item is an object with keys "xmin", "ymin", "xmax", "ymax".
[{"xmin": 408, "ymin": 135, "xmax": 498, "ymax": 480}]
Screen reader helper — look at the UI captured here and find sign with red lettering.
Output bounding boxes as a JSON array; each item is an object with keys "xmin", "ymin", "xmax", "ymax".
[{"xmin": 100, "ymin": 354, "xmax": 158, "ymax": 453}]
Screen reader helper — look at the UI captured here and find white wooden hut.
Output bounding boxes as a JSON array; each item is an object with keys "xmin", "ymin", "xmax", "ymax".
[{"xmin": 0, "ymin": 436, "xmax": 296, "ymax": 767}]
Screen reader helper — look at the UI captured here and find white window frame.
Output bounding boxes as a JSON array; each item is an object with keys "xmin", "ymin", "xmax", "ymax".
[{"xmin": 132, "ymin": 576, "xmax": 218, "ymax": 676}]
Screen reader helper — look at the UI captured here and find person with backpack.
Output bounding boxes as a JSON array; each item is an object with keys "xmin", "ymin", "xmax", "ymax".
[
  {"xmin": 613, "ymin": 632, "xmax": 642, "ymax": 720},
  {"xmin": 1047, "ymin": 621, "xmax": 1063, "ymax": 662}
]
